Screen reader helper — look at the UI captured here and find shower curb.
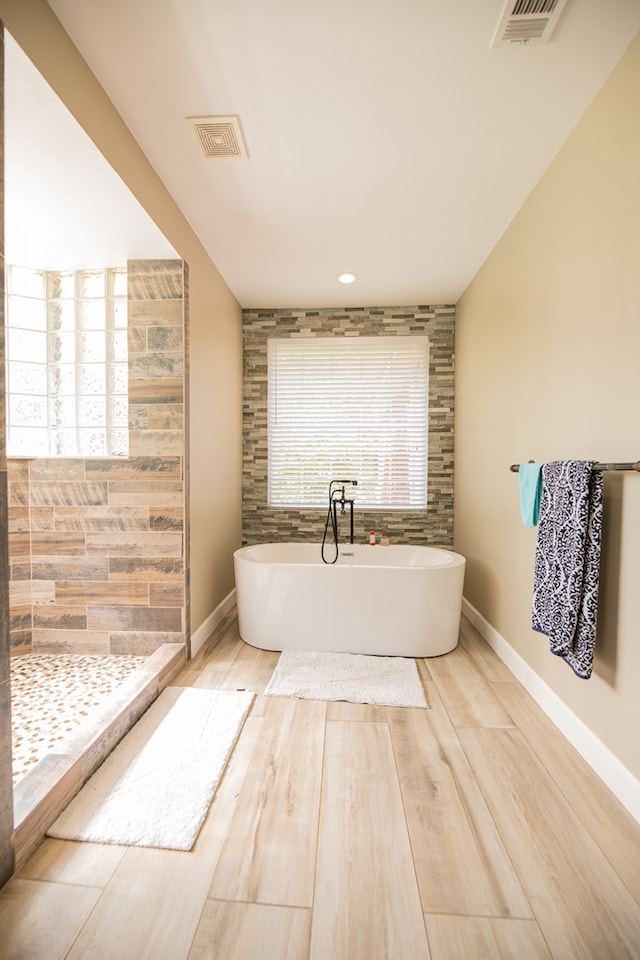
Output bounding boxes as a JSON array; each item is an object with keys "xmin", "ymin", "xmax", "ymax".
[{"xmin": 12, "ymin": 643, "xmax": 185, "ymax": 869}]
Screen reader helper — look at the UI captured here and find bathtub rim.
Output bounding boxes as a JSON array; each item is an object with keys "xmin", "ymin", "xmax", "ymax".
[{"xmin": 234, "ymin": 541, "xmax": 465, "ymax": 570}]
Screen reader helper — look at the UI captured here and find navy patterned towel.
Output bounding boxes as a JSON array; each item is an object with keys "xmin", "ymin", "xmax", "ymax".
[{"xmin": 531, "ymin": 460, "xmax": 603, "ymax": 679}]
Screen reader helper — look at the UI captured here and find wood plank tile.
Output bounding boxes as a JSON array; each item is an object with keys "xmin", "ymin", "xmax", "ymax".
[
  {"xmin": 416, "ymin": 657, "xmax": 434, "ymax": 682},
  {"xmin": 31, "ymin": 558, "xmax": 109, "ymax": 581},
  {"xmin": 428, "ymin": 647, "xmax": 515, "ymax": 727},
  {"xmin": 326, "ymin": 701, "xmax": 389, "ymax": 722},
  {"xmin": 28, "ymin": 459, "xmax": 84, "ymax": 481},
  {"xmin": 192, "ymin": 665, "xmax": 235, "ymax": 690},
  {"xmin": 148, "ymin": 326, "xmax": 184, "ymax": 351},
  {"xmin": 86, "ymin": 532, "xmax": 183, "ymax": 558},
  {"xmin": 28, "ymin": 481, "xmax": 108, "ymax": 507},
  {"xmin": 29, "ymin": 508, "xmax": 55, "ymax": 532},
  {"xmin": 196, "ymin": 624, "xmax": 244, "ymax": 670},
  {"xmin": 128, "ymin": 379, "xmax": 183, "ymax": 404},
  {"xmin": 56, "ymin": 581, "xmax": 149, "ymax": 605},
  {"xmin": 31, "ymin": 630, "xmax": 110, "ymax": 655},
  {"xmin": 108, "ymin": 557, "xmax": 182, "ymax": 581},
  {"xmin": 460, "ymin": 727, "xmax": 640, "ymax": 959},
  {"xmin": 310, "ymin": 720, "xmax": 429, "ymax": 960},
  {"xmin": 28, "ymin": 582, "xmax": 56, "ymax": 606},
  {"xmin": 149, "ymin": 581, "xmax": 183, "ymax": 606},
  {"xmin": 430, "ymin": 673, "xmax": 515, "ymax": 727},
  {"xmin": 109, "ymin": 632, "xmax": 182, "ymax": 656},
  {"xmin": 246, "ymin": 694, "xmax": 271, "ymax": 718},
  {"xmin": 53, "ymin": 507, "xmax": 150, "ymax": 532},
  {"xmin": 30, "ymin": 533, "xmax": 86, "ymax": 556},
  {"xmin": 388, "ymin": 685, "xmax": 532, "ymax": 918},
  {"xmin": 170, "ymin": 667, "xmax": 202, "ymax": 688},
  {"xmin": 129, "ymin": 355, "xmax": 183, "ymax": 380},
  {"xmin": 17, "ymin": 837, "xmax": 126, "ymax": 887},
  {"xmin": 148, "ymin": 404, "xmax": 183, "ymax": 430},
  {"xmin": 7, "ymin": 481, "xmax": 29, "ymax": 508},
  {"xmin": 188, "ymin": 901, "xmax": 311, "ymax": 960},
  {"xmin": 493, "ymin": 681, "xmax": 640, "ymax": 903},
  {"xmin": 65, "ymin": 712, "xmax": 261, "ymax": 960},
  {"xmin": 7, "ymin": 460, "xmax": 29, "ymax": 482},
  {"xmin": 129, "ymin": 429, "xmax": 183, "ymax": 456},
  {"xmin": 216, "ymin": 643, "xmax": 279, "ymax": 695},
  {"xmin": 0, "ymin": 876, "xmax": 101, "ymax": 960},
  {"xmin": 85, "ymin": 456, "xmax": 182, "ymax": 480},
  {"xmin": 7, "ymin": 506, "xmax": 31, "ymax": 534},
  {"xmin": 428, "ymin": 627, "xmax": 504, "ymax": 681},
  {"xmin": 209, "ymin": 698, "xmax": 325, "ymax": 907},
  {"xmin": 425, "ymin": 915, "xmax": 552, "ymax": 960},
  {"xmin": 86, "ymin": 604, "xmax": 182, "ymax": 632},
  {"xmin": 107, "ymin": 481, "xmax": 183, "ymax": 509},
  {"xmin": 458, "ymin": 617, "xmax": 517, "ymax": 682},
  {"xmin": 424, "ymin": 639, "xmax": 473, "ymax": 679},
  {"xmin": 8, "ymin": 532, "xmax": 31, "ymax": 558},
  {"xmin": 33, "ymin": 606, "xmax": 87, "ymax": 629},
  {"xmin": 128, "ymin": 299, "xmax": 183, "ymax": 324}
]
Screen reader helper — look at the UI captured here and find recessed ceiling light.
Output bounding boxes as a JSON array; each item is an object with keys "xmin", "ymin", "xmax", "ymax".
[{"xmin": 338, "ymin": 272, "xmax": 357, "ymax": 284}]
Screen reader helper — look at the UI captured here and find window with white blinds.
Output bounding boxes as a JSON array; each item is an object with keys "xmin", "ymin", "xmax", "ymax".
[{"xmin": 268, "ymin": 335, "xmax": 429, "ymax": 509}]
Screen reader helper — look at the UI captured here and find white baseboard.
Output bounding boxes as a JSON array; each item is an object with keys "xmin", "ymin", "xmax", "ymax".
[
  {"xmin": 462, "ymin": 597, "xmax": 640, "ymax": 824},
  {"xmin": 190, "ymin": 588, "xmax": 237, "ymax": 658}
]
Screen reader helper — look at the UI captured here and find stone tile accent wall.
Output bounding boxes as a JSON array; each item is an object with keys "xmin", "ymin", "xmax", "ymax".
[
  {"xmin": 243, "ymin": 305, "xmax": 455, "ymax": 546},
  {"xmin": 7, "ymin": 259, "xmax": 189, "ymax": 658}
]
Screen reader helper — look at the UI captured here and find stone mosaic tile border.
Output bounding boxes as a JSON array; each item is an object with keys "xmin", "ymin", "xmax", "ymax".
[{"xmin": 242, "ymin": 305, "xmax": 455, "ymax": 547}]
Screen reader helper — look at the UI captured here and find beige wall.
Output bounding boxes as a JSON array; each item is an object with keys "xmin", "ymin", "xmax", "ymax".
[
  {"xmin": 187, "ymin": 265, "xmax": 243, "ymax": 630},
  {"xmin": 0, "ymin": 0, "xmax": 243, "ymax": 636},
  {"xmin": 455, "ymin": 34, "xmax": 640, "ymax": 780}
]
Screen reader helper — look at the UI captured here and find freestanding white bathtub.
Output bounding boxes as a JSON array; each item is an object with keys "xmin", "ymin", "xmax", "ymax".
[{"xmin": 233, "ymin": 542, "xmax": 465, "ymax": 657}]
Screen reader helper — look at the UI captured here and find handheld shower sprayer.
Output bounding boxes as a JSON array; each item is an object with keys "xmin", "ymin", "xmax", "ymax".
[{"xmin": 322, "ymin": 478, "xmax": 359, "ymax": 563}]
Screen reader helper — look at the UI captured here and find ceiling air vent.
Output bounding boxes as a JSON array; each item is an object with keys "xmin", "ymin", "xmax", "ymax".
[
  {"xmin": 490, "ymin": 0, "xmax": 570, "ymax": 48},
  {"xmin": 188, "ymin": 115, "xmax": 248, "ymax": 158}
]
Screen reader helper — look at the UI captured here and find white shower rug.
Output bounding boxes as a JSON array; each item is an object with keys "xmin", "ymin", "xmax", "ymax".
[
  {"xmin": 47, "ymin": 686, "xmax": 254, "ymax": 850},
  {"xmin": 264, "ymin": 650, "xmax": 428, "ymax": 708}
]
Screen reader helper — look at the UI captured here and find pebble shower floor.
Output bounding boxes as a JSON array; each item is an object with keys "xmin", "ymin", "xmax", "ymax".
[{"xmin": 10, "ymin": 654, "xmax": 146, "ymax": 785}]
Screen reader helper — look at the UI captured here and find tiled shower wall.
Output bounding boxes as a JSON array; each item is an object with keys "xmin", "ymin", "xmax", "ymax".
[
  {"xmin": 7, "ymin": 259, "xmax": 189, "ymax": 657},
  {"xmin": 242, "ymin": 305, "xmax": 455, "ymax": 546}
]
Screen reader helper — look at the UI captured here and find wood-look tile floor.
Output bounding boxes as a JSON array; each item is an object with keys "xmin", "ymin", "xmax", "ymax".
[{"xmin": 1, "ymin": 614, "xmax": 639, "ymax": 959}]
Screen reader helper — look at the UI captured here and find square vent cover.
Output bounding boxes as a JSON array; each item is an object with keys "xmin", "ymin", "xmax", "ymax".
[
  {"xmin": 491, "ymin": 0, "xmax": 570, "ymax": 47},
  {"xmin": 188, "ymin": 115, "xmax": 248, "ymax": 158}
]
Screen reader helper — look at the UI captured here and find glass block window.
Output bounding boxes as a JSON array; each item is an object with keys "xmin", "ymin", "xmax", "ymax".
[{"xmin": 5, "ymin": 265, "xmax": 128, "ymax": 457}]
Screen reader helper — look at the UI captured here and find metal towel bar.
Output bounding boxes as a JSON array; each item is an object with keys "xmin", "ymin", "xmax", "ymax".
[{"xmin": 510, "ymin": 461, "xmax": 640, "ymax": 473}]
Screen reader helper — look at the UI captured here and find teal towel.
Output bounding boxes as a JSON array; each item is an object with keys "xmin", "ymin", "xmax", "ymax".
[{"xmin": 519, "ymin": 463, "xmax": 543, "ymax": 527}]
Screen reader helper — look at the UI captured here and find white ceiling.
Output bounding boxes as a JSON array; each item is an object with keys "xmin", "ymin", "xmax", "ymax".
[{"xmin": 16, "ymin": 1, "xmax": 640, "ymax": 307}]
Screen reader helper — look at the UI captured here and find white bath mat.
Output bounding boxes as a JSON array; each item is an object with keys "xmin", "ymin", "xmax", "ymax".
[
  {"xmin": 264, "ymin": 650, "xmax": 428, "ymax": 708},
  {"xmin": 47, "ymin": 686, "xmax": 254, "ymax": 850}
]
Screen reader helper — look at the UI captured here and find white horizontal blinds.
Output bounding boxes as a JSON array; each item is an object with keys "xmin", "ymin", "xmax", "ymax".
[{"xmin": 268, "ymin": 335, "xmax": 429, "ymax": 509}]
